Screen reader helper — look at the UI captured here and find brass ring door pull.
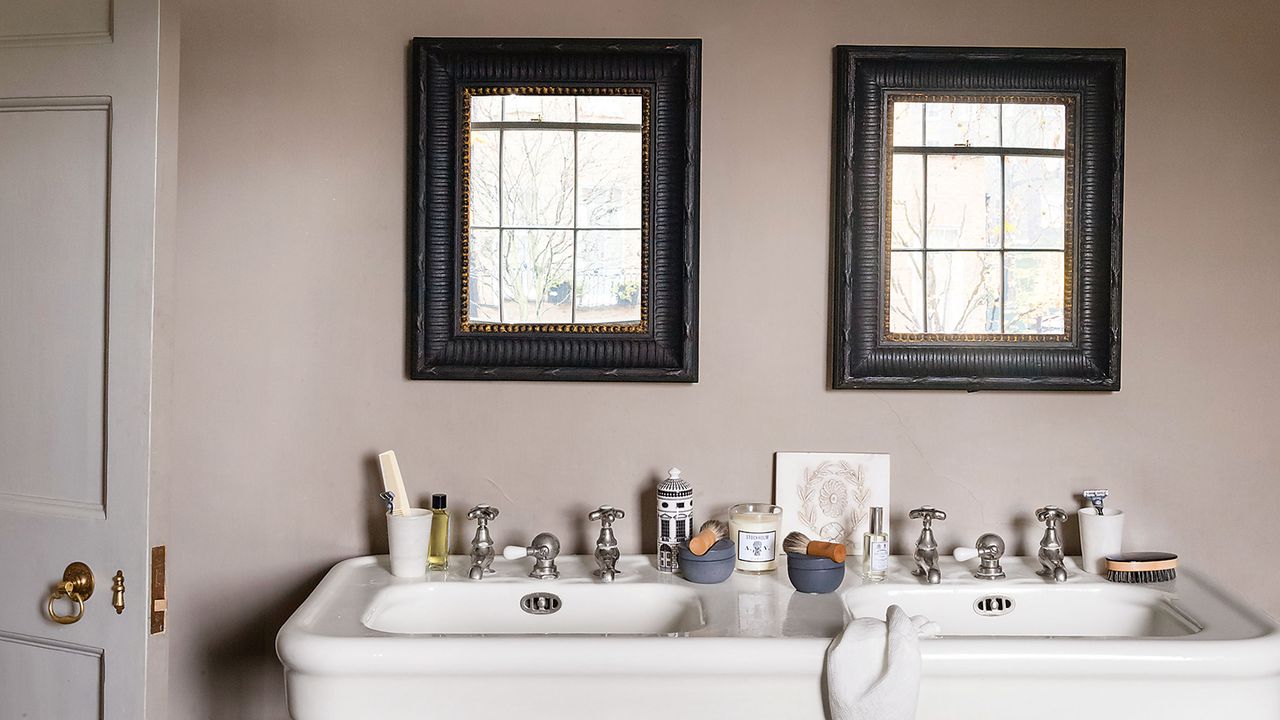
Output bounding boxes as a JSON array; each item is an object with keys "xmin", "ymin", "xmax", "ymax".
[
  {"xmin": 46, "ymin": 562, "xmax": 95, "ymax": 625},
  {"xmin": 47, "ymin": 586, "xmax": 85, "ymax": 624}
]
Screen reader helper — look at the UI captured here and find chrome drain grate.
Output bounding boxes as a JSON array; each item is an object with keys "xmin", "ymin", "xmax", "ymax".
[
  {"xmin": 520, "ymin": 592, "xmax": 562, "ymax": 615},
  {"xmin": 973, "ymin": 594, "xmax": 1015, "ymax": 616}
]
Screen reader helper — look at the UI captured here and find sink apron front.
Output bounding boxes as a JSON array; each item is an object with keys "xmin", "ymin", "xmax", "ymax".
[{"xmin": 277, "ymin": 556, "xmax": 1280, "ymax": 720}]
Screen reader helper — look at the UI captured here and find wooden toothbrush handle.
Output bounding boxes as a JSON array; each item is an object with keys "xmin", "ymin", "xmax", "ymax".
[
  {"xmin": 688, "ymin": 529, "xmax": 718, "ymax": 556},
  {"xmin": 808, "ymin": 541, "xmax": 847, "ymax": 564}
]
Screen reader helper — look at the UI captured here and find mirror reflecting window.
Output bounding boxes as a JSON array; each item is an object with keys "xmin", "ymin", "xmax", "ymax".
[
  {"xmin": 409, "ymin": 38, "xmax": 699, "ymax": 382},
  {"xmin": 463, "ymin": 89, "xmax": 648, "ymax": 332},
  {"xmin": 830, "ymin": 46, "xmax": 1123, "ymax": 391},
  {"xmin": 884, "ymin": 95, "xmax": 1073, "ymax": 341}
]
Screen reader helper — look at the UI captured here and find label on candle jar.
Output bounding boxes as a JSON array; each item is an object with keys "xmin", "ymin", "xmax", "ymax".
[{"xmin": 736, "ymin": 530, "xmax": 776, "ymax": 562}]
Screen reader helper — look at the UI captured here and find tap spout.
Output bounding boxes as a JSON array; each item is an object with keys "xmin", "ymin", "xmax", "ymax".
[
  {"xmin": 909, "ymin": 506, "xmax": 947, "ymax": 584},
  {"xmin": 466, "ymin": 504, "xmax": 500, "ymax": 581},
  {"xmin": 589, "ymin": 505, "xmax": 625, "ymax": 582},
  {"xmin": 1035, "ymin": 506, "xmax": 1069, "ymax": 583}
]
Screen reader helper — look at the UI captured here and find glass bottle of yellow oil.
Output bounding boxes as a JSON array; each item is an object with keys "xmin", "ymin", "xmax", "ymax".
[{"xmin": 428, "ymin": 493, "xmax": 449, "ymax": 570}]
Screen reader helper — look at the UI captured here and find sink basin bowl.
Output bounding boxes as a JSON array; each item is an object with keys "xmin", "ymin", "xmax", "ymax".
[
  {"xmin": 361, "ymin": 580, "xmax": 704, "ymax": 635},
  {"xmin": 277, "ymin": 555, "xmax": 1280, "ymax": 720},
  {"xmin": 846, "ymin": 582, "xmax": 1201, "ymax": 637}
]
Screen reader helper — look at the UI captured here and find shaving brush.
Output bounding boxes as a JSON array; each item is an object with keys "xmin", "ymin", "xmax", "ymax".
[
  {"xmin": 687, "ymin": 519, "xmax": 729, "ymax": 556},
  {"xmin": 783, "ymin": 531, "xmax": 847, "ymax": 563}
]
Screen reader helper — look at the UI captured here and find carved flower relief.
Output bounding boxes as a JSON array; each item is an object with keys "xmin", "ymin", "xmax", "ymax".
[
  {"xmin": 819, "ymin": 477, "xmax": 849, "ymax": 516},
  {"xmin": 797, "ymin": 460, "xmax": 871, "ymax": 549}
]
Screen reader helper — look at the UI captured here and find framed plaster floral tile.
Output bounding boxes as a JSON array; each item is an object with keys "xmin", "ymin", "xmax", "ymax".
[{"xmin": 774, "ymin": 452, "xmax": 890, "ymax": 556}]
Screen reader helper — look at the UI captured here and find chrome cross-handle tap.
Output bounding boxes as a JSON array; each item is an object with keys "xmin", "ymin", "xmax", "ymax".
[
  {"xmin": 909, "ymin": 506, "xmax": 947, "ymax": 584},
  {"xmin": 503, "ymin": 532, "xmax": 561, "ymax": 580},
  {"xmin": 466, "ymin": 504, "xmax": 500, "ymax": 580},
  {"xmin": 589, "ymin": 505, "xmax": 625, "ymax": 582},
  {"xmin": 1035, "ymin": 506, "xmax": 1069, "ymax": 583}
]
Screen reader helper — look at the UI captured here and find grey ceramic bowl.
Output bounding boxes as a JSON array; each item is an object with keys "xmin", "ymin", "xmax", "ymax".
[
  {"xmin": 678, "ymin": 539, "xmax": 735, "ymax": 584},
  {"xmin": 786, "ymin": 552, "xmax": 846, "ymax": 594}
]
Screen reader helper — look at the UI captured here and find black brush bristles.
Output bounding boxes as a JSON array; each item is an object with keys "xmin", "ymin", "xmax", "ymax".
[
  {"xmin": 1104, "ymin": 552, "xmax": 1178, "ymax": 584},
  {"xmin": 1106, "ymin": 567, "xmax": 1177, "ymax": 583}
]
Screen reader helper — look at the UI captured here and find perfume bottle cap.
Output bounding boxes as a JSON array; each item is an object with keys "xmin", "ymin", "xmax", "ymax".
[
  {"xmin": 431, "ymin": 493, "xmax": 447, "ymax": 510},
  {"xmin": 870, "ymin": 506, "xmax": 884, "ymax": 534}
]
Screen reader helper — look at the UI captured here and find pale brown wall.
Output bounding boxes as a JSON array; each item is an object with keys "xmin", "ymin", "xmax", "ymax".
[{"xmin": 171, "ymin": 1, "xmax": 1280, "ymax": 717}]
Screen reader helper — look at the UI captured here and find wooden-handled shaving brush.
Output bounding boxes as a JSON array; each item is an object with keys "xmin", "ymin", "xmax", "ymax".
[
  {"xmin": 687, "ymin": 519, "xmax": 729, "ymax": 556},
  {"xmin": 783, "ymin": 531, "xmax": 847, "ymax": 563}
]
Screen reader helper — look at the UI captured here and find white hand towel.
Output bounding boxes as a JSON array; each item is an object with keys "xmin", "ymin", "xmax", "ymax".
[{"xmin": 825, "ymin": 604, "xmax": 939, "ymax": 720}]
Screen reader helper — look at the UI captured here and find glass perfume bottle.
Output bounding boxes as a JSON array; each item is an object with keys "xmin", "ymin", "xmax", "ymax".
[
  {"xmin": 862, "ymin": 506, "xmax": 888, "ymax": 581},
  {"xmin": 428, "ymin": 493, "xmax": 449, "ymax": 570}
]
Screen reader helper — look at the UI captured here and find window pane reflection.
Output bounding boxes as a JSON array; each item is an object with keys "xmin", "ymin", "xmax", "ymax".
[
  {"xmin": 466, "ymin": 92, "xmax": 645, "ymax": 327},
  {"xmin": 886, "ymin": 97, "xmax": 1070, "ymax": 337}
]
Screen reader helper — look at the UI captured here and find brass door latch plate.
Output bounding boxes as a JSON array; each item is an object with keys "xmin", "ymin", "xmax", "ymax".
[{"xmin": 150, "ymin": 546, "xmax": 166, "ymax": 634}]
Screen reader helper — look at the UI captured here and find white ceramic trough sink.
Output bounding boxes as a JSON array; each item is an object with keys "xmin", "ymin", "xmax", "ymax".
[
  {"xmin": 361, "ymin": 578, "xmax": 704, "ymax": 635},
  {"xmin": 846, "ymin": 581, "xmax": 1201, "ymax": 637},
  {"xmin": 277, "ymin": 555, "xmax": 1280, "ymax": 720}
]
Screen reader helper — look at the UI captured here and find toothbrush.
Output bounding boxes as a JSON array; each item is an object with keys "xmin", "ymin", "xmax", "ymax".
[{"xmin": 377, "ymin": 450, "xmax": 411, "ymax": 516}]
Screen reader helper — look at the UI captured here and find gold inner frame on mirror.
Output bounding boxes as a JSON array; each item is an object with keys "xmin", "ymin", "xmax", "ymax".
[
  {"xmin": 881, "ymin": 92, "xmax": 1077, "ymax": 344},
  {"xmin": 459, "ymin": 86, "xmax": 652, "ymax": 334}
]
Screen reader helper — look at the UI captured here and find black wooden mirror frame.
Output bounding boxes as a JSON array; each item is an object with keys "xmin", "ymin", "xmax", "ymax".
[
  {"xmin": 408, "ymin": 38, "xmax": 701, "ymax": 382},
  {"xmin": 831, "ymin": 46, "xmax": 1125, "ymax": 391}
]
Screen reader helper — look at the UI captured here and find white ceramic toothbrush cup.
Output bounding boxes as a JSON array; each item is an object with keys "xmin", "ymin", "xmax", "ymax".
[
  {"xmin": 1078, "ymin": 507, "xmax": 1124, "ymax": 574},
  {"xmin": 386, "ymin": 508, "xmax": 432, "ymax": 578}
]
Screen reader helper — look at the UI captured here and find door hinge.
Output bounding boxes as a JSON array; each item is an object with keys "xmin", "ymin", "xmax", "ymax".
[{"xmin": 150, "ymin": 545, "xmax": 167, "ymax": 634}]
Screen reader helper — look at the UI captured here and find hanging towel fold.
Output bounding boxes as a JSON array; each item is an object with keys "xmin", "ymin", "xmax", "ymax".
[{"xmin": 825, "ymin": 603, "xmax": 939, "ymax": 720}]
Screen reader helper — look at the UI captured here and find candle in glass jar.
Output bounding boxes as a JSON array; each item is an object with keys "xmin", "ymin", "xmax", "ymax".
[{"xmin": 729, "ymin": 503, "xmax": 782, "ymax": 573}]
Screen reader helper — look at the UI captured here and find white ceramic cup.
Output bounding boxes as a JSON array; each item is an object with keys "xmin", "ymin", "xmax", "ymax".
[
  {"xmin": 387, "ymin": 508, "xmax": 432, "ymax": 578},
  {"xmin": 1078, "ymin": 507, "xmax": 1124, "ymax": 574}
]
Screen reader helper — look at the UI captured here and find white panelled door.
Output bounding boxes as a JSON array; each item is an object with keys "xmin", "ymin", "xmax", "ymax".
[{"xmin": 0, "ymin": 1, "xmax": 165, "ymax": 717}]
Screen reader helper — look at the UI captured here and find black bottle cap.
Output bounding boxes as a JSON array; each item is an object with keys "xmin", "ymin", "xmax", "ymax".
[{"xmin": 431, "ymin": 493, "xmax": 447, "ymax": 510}]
